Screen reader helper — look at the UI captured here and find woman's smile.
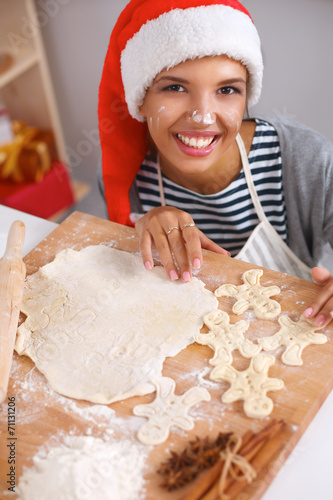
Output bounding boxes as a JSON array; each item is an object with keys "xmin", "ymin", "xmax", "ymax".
[{"xmin": 174, "ymin": 131, "xmax": 221, "ymax": 156}]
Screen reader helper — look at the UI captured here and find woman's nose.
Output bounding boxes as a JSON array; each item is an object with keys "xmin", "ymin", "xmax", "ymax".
[
  {"xmin": 185, "ymin": 93, "xmax": 216, "ymax": 125},
  {"xmin": 185, "ymin": 109, "xmax": 216, "ymax": 125}
]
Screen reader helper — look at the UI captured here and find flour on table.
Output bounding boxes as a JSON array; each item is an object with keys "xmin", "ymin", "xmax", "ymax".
[
  {"xmin": 258, "ymin": 315, "xmax": 327, "ymax": 366},
  {"xmin": 214, "ymin": 269, "xmax": 281, "ymax": 320},
  {"xmin": 196, "ymin": 309, "xmax": 261, "ymax": 365},
  {"xmin": 15, "ymin": 245, "xmax": 217, "ymax": 404},
  {"xmin": 211, "ymin": 354, "xmax": 284, "ymax": 418},
  {"xmin": 133, "ymin": 377, "xmax": 211, "ymax": 445},
  {"xmin": 16, "ymin": 435, "xmax": 148, "ymax": 500}
]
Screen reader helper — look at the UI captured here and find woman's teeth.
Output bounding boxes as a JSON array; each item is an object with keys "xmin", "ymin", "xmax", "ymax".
[{"xmin": 177, "ymin": 134, "xmax": 215, "ymax": 149}]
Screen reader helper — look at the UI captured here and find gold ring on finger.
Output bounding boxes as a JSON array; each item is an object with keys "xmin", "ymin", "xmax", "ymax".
[
  {"xmin": 181, "ymin": 222, "xmax": 196, "ymax": 231},
  {"xmin": 166, "ymin": 226, "xmax": 180, "ymax": 236}
]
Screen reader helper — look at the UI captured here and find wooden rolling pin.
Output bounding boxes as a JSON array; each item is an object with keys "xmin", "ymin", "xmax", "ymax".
[{"xmin": 0, "ymin": 221, "xmax": 26, "ymax": 404}]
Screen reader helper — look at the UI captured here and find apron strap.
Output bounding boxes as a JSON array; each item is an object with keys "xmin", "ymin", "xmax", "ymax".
[
  {"xmin": 235, "ymin": 134, "xmax": 267, "ymax": 223},
  {"xmin": 157, "ymin": 156, "xmax": 166, "ymax": 207}
]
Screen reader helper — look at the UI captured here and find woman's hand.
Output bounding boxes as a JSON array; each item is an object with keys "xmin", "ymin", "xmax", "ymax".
[
  {"xmin": 303, "ymin": 267, "xmax": 333, "ymax": 327},
  {"xmin": 135, "ymin": 206, "xmax": 230, "ymax": 282}
]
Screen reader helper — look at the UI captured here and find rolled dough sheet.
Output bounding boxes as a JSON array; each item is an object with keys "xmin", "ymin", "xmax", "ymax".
[{"xmin": 15, "ymin": 245, "xmax": 218, "ymax": 404}]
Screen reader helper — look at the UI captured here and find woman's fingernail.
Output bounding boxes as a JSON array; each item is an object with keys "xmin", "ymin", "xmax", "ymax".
[
  {"xmin": 145, "ymin": 261, "xmax": 153, "ymax": 270},
  {"xmin": 315, "ymin": 314, "xmax": 326, "ymax": 327},
  {"xmin": 330, "ymin": 311, "xmax": 333, "ymax": 319},
  {"xmin": 303, "ymin": 307, "xmax": 313, "ymax": 318},
  {"xmin": 193, "ymin": 258, "xmax": 201, "ymax": 269},
  {"xmin": 182, "ymin": 271, "xmax": 191, "ymax": 282},
  {"xmin": 169, "ymin": 270, "xmax": 178, "ymax": 281}
]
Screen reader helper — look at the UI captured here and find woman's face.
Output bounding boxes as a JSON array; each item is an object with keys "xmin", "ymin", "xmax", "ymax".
[{"xmin": 139, "ymin": 55, "xmax": 247, "ymax": 178}]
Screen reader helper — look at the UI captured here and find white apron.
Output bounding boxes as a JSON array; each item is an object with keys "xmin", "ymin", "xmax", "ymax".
[
  {"xmin": 234, "ymin": 134, "xmax": 312, "ymax": 281},
  {"xmin": 156, "ymin": 134, "xmax": 312, "ymax": 281}
]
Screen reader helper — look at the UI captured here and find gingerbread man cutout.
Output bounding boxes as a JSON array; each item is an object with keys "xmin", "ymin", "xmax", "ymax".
[
  {"xmin": 196, "ymin": 310, "xmax": 262, "ymax": 365},
  {"xmin": 211, "ymin": 354, "xmax": 284, "ymax": 418},
  {"xmin": 258, "ymin": 315, "xmax": 327, "ymax": 366},
  {"xmin": 133, "ymin": 377, "xmax": 210, "ymax": 445},
  {"xmin": 214, "ymin": 269, "xmax": 281, "ymax": 320}
]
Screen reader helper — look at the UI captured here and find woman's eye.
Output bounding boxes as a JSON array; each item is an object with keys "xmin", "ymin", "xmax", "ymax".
[
  {"xmin": 163, "ymin": 84, "xmax": 185, "ymax": 92},
  {"xmin": 218, "ymin": 86, "xmax": 240, "ymax": 95}
]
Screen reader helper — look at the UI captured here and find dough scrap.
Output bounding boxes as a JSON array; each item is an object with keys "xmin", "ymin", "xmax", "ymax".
[
  {"xmin": 211, "ymin": 354, "xmax": 284, "ymax": 418},
  {"xmin": 133, "ymin": 377, "xmax": 211, "ymax": 445},
  {"xmin": 258, "ymin": 315, "xmax": 327, "ymax": 366},
  {"xmin": 15, "ymin": 245, "xmax": 218, "ymax": 404},
  {"xmin": 214, "ymin": 269, "xmax": 281, "ymax": 320},
  {"xmin": 196, "ymin": 310, "xmax": 261, "ymax": 365}
]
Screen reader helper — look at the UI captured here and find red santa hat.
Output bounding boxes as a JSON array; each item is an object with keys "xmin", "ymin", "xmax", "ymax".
[{"xmin": 98, "ymin": 0, "xmax": 263, "ymax": 226}]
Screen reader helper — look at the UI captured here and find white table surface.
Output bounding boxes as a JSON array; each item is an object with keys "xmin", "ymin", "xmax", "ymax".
[
  {"xmin": 0, "ymin": 205, "xmax": 58, "ymax": 257},
  {"xmin": 1, "ymin": 204, "xmax": 332, "ymax": 499}
]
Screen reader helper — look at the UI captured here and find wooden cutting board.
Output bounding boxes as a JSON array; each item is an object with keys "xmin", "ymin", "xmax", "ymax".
[{"xmin": 1, "ymin": 211, "xmax": 332, "ymax": 499}]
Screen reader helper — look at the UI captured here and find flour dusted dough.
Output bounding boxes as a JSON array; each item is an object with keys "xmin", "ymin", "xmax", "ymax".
[
  {"xmin": 133, "ymin": 377, "xmax": 210, "ymax": 445},
  {"xmin": 196, "ymin": 310, "xmax": 261, "ymax": 365},
  {"xmin": 15, "ymin": 246, "xmax": 218, "ymax": 404},
  {"xmin": 211, "ymin": 354, "xmax": 284, "ymax": 418},
  {"xmin": 258, "ymin": 315, "xmax": 327, "ymax": 366},
  {"xmin": 215, "ymin": 269, "xmax": 281, "ymax": 320}
]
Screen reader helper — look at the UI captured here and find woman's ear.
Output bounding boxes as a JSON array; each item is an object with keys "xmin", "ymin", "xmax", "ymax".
[{"xmin": 139, "ymin": 103, "xmax": 147, "ymax": 119}]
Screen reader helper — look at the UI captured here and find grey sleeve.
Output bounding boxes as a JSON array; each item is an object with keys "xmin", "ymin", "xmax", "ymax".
[
  {"xmin": 259, "ymin": 115, "xmax": 333, "ymax": 266},
  {"xmin": 129, "ymin": 181, "xmax": 144, "ymax": 215}
]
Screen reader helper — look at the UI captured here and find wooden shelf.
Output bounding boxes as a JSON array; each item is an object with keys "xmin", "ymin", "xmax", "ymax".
[
  {"xmin": 0, "ymin": 0, "xmax": 67, "ymax": 163},
  {"xmin": 0, "ymin": 48, "xmax": 38, "ymax": 89},
  {"xmin": 0, "ymin": 0, "xmax": 84, "ymax": 220}
]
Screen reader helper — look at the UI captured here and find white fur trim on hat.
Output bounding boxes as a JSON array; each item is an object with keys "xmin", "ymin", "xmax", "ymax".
[{"xmin": 121, "ymin": 5, "xmax": 263, "ymax": 122}]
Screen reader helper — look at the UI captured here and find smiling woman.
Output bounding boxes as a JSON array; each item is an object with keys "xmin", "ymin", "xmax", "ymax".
[
  {"xmin": 98, "ymin": 0, "xmax": 333, "ymax": 327},
  {"xmin": 138, "ymin": 56, "xmax": 247, "ymax": 184}
]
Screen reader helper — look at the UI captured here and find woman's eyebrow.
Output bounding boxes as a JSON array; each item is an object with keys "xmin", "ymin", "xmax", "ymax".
[
  {"xmin": 155, "ymin": 76, "xmax": 189, "ymax": 84},
  {"xmin": 217, "ymin": 78, "xmax": 247, "ymax": 85},
  {"xmin": 154, "ymin": 76, "xmax": 246, "ymax": 85}
]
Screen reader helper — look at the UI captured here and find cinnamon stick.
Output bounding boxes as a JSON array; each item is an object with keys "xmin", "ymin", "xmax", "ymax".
[
  {"xmin": 237, "ymin": 430, "xmax": 255, "ymax": 452},
  {"xmin": 179, "ymin": 431, "xmax": 256, "ymax": 500},
  {"xmin": 179, "ymin": 460, "xmax": 224, "ymax": 500},
  {"xmin": 202, "ymin": 421, "xmax": 286, "ymax": 500},
  {"xmin": 224, "ymin": 423, "xmax": 286, "ymax": 500},
  {"xmin": 240, "ymin": 420, "xmax": 282, "ymax": 457},
  {"xmin": 199, "ymin": 420, "xmax": 285, "ymax": 500}
]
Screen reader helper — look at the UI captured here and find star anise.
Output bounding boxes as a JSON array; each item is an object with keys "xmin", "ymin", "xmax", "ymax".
[
  {"xmin": 158, "ymin": 449, "xmax": 192, "ymax": 475},
  {"xmin": 190, "ymin": 447, "xmax": 220, "ymax": 470},
  {"xmin": 160, "ymin": 468, "xmax": 198, "ymax": 491},
  {"xmin": 158, "ymin": 432, "xmax": 232, "ymax": 491}
]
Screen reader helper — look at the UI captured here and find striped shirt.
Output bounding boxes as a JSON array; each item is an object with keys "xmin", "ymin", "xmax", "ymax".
[{"xmin": 135, "ymin": 119, "xmax": 288, "ymax": 257}]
